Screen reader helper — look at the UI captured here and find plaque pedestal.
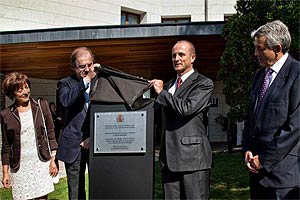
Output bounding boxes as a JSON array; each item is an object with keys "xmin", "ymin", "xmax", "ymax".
[{"xmin": 89, "ymin": 102, "xmax": 154, "ymax": 199}]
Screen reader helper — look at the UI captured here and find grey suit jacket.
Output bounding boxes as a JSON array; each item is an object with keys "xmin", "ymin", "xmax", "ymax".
[
  {"xmin": 243, "ymin": 54, "xmax": 300, "ymax": 188},
  {"xmin": 56, "ymin": 74, "xmax": 96, "ymax": 163},
  {"xmin": 157, "ymin": 70, "xmax": 213, "ymax": 172}
]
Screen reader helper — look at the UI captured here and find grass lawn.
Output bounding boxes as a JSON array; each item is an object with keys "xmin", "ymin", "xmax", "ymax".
[
  {"xmin": 210, "ymin": 152, "xmax": 249, "ymax": 199},
  {"xmin": 0, "ymin": 152, "xmax": 249, "ymax": 199}
]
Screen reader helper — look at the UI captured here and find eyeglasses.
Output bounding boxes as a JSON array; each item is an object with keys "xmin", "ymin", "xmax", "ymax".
[{"xmin": 77, "ymin": 63, "xmax": 93, "ymax": 69}]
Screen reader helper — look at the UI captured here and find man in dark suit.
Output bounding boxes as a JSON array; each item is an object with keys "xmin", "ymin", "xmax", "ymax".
[
  {"xmin": 149, "ymin": 40, "xmax": 213, "ymax": 199},
  {"xmin": 56, "ymin": 47, "xmax": 97, "ymax": 199},
  {"xmin": 243, "ymin": 20, "xmax": 300, "ymax": 199}
]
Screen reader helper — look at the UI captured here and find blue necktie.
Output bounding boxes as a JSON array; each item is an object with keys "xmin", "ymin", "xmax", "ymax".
[{"xmin": 84, "ymin": 91, "xmax": 89, "ymax": 103}]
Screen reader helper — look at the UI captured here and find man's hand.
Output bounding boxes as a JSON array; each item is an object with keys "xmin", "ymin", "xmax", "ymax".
[
  {"xmin": 148, "ymin": 79, "xmax": 163, "ymax": 94},
  {"xmin": 80, "ymin": 137, "xmax": 90, "ymax": 149},
  {"xmin": 244, "ymin": 151, "xmax": 259, "ymax": 173},
  {"xmin": 250, "ymin": 155, "xmax": 262, "ymax": 170},
  {"xmin": 85, "ymin": 68, "xmax": 97, "ymax": 83}
]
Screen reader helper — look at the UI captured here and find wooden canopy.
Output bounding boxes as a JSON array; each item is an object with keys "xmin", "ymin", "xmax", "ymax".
[{"xmin": 0, "ymin": 22, "xmax": 225, "ymax": 81}]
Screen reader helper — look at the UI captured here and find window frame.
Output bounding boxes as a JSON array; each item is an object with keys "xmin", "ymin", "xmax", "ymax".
[
  {"xmin": 161, "ymin": 17, "xmax": 191, "ymax": 24},
  {"xmin": 121, "ymin": 11, "xmax": 141, "ymax": 25}
]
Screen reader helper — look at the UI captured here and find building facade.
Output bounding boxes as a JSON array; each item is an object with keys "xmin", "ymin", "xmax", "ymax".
[
  {"xmin": 1, "ymin": 0, "xmax": 236, "ymax": 31},
  {"xmin": 0, "ymin": 0, "xmax": 238, "ymax": 143}
]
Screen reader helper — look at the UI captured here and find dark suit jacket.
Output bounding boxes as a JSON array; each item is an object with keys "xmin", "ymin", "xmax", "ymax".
[
  {"xmin": 157, "ymin": 70, "xmax": 213, "ymax": 172},
  {"xmin": 56, "ymin": 74, "xmax": 96, "ymax": 163},
  {"xmin": 243, "ymin": 54, "xmax": 300, "ymax": 188}
]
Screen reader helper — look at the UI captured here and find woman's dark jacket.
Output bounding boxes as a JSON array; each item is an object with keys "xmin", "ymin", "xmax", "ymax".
[{"xmin": 1, "ymin": 98, "xmax": 58, "ymax": 173}]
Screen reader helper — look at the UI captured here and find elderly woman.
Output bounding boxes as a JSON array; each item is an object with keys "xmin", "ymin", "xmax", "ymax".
[{"xmin": 1, "ymin": 72, "xmax": 58, "ymax": 200}]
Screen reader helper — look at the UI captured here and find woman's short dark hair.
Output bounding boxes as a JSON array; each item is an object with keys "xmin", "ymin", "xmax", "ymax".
[{"xmin": 2, "ymin": 72, "xmax": 31, "ymax": 100}]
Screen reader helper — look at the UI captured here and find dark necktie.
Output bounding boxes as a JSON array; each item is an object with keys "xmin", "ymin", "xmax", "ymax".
[
  {"xmin": 255, "ymin": 68, "xmax": 273, "ymax": 114},
  {"xmin": 176, "ymin": 77, "xmax": 182, "ymax": 89},
  {"xmin": 84, "ymin": 91, "xmax": 89, "ymax": 103}
]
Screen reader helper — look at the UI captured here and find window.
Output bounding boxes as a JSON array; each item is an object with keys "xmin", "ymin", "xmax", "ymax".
[
  {"xmin": 161, "ymin": 17, "xmax": 191, "ymax": 24},
  {"xmin": 224, "ymin": 14, "xmax": 233, "ymax": 21},
  {"xmin": 121, "ymin": 11, "xmax": 140, "ymax": 25}
]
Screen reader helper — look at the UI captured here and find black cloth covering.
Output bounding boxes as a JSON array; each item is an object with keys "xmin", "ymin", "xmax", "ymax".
[{"xmin": 90, "ymin": 64, "xmax": 154, "ymax": 110}]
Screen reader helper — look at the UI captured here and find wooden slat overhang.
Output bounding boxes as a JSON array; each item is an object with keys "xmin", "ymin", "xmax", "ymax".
[{"xmin": 0, "ymin": 22, "xmax": 226, "ymax": 81}]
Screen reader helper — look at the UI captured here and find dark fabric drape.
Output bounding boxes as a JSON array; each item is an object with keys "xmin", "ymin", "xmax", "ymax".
[{"xmin": 90, "ymin": 64, "xmax": 154, "ymax": 110}]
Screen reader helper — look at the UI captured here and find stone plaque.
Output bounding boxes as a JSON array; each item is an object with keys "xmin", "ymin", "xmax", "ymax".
[{"xmin": 94, "ymin": 111, "xmax": 146, "ymax": 153}]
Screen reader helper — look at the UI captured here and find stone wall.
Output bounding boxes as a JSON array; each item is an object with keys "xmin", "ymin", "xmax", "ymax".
[{"xmin": 0, "ymin": 0, "xmax": 237, "ymax": 31}]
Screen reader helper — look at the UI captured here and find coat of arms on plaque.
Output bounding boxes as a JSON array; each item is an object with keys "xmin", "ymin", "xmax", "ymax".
[{"xmin": 116, "ymin": 114, "xmax": 124, "ymax": 122}]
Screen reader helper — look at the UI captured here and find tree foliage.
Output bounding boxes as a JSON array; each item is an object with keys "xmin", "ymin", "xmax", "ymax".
[{"xmin": 218, "ymin": 0, "xmax": 300, "ymax": 122}]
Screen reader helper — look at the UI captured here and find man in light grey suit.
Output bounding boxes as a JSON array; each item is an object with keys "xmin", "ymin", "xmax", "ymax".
[
  {"xmin": 150, "ymin": 40, "xmax": 213, "ymax": 199},
  {"xmin": 243, "ymin": 20, "xmax": 300, "ymax": 199}
]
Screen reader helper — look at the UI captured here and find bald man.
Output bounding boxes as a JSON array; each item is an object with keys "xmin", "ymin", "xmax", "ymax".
[{"xmin": 150, "ymin": 40, "xmax": 213, "ymax": 199}]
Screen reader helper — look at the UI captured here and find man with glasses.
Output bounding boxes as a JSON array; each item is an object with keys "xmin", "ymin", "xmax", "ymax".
[{"xmin": 57, "ymin": 47, "xmax": 97, "ymax": 199}]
